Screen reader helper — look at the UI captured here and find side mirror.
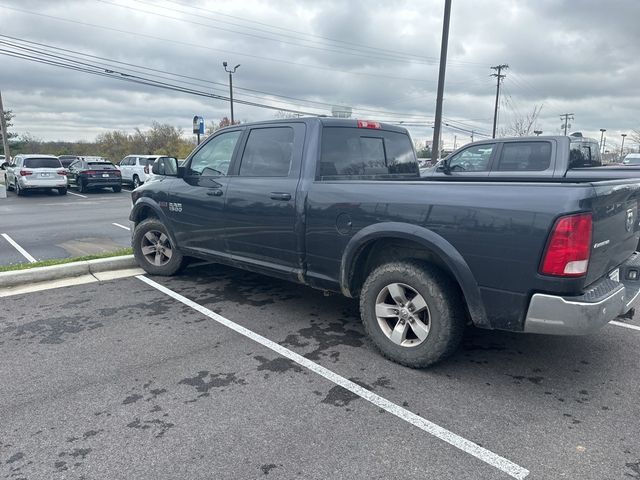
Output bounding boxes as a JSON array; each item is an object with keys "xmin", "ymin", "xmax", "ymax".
[
  {"xmin": 0, "ymin": 162, "xmax": 7, "ymax": 170},
  {"xmin": 152, "ymin": 157, "xmax": 179, "ymax": 176}
]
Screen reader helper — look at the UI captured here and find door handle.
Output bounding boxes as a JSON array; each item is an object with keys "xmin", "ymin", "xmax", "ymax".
[
  {"xmin": 270, "ymin": 192, "xmax": 291, "ymax": 201},
  {"xmin": 207, "ymin": 189, "xmax": 224, "ymax": 196}
]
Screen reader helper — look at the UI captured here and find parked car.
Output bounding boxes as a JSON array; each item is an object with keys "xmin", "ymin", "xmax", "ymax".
[
  {"xmin": 4, "ymin": 154, "xmax": 67, "ymax": 195},
  {"xmin": 67, "ymin": 157, "xmax": 122, "ymax": 193},
  {"xmin": 118, "ymin": 155, "xmax": 163, "ymax": 188},
  {"xmin": 623, "ymin": 153, "xmax": 640, "ymax": 166},
  {"xmin": 58, "ymin": 155, "xmax": 81, "ymax": 169},
  {"xmin": 128, "ymin": 117, "xmax": 640, "ymax": 368}
]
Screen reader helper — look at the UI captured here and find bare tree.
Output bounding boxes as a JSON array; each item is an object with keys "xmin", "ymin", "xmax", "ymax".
[
  {"xmin": 631, "ymin": 129, "xmax": 640, "ymax": 147},
  {"xmin": 500, "ymin": 105, "xmax": 543, "ymax": 137}
]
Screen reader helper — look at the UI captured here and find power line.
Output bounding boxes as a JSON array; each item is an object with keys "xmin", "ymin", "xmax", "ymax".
[
  {"xmin": 160, "ymin": 0, "xmax": 486, "ymax": 67},
  {"xmin": 0, "ymin": 3, "xmax": 439, "ymax": 83},
  {"xmin": 0, "ymin": 35, "xmax": 447, "ymax": 121}
]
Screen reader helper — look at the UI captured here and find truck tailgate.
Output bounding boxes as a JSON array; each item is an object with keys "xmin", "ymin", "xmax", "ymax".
[{"xmin": 586, "ymin": 181, "xmax": 640, "ymax": 286}]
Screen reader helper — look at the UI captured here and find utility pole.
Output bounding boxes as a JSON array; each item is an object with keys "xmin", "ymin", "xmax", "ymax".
[
  {"xmin": 621, "ymin": 133, "xmax": 627, "ymax": 159},
  {"xmin": 599, "ymin": 128, "xmax": 606, "ymax": 154},
  {"xmin": 0, "ymin": 90, "xmax": 10, "ymax": 163},
  {"xmin": 431, "ymin": 0, "xmax": 452, "ymax": 164},
  {"xmin": 223, "ymin": 62, "xmax": 240, "ymax": 124},
  {"xmin": 560, "ymin": 113, "xmax": 574, "ymax": 136},
  {"xmin": 490, "ymin": 64, "xmax": 508, "ymax": 138}
]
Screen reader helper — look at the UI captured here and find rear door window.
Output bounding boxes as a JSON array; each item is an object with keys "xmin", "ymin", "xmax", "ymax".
[
  {"xmin": 318, "ymin": 127, "xmax": 418, "ymax": 179},
  {"xmin": 23, "ymin": 158, "xmax": 62, "ymax": 168},
  {"xmin": 239, "ymin": 127, "xmax": 294, "ymax": 177},
  {"xmin": 496, "ymin": 142, "xmax": 552, "ymax": 171}
]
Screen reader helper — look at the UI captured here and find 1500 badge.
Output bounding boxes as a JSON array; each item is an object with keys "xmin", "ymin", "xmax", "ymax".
[{"xmin": 168, "ymin": 202, "xmax": 183, "ymax": 213}]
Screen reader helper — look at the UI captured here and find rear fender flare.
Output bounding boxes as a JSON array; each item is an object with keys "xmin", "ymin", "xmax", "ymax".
[{"xmin": 340, "ymin": 222, "xmax": 488, "ymax": 327}]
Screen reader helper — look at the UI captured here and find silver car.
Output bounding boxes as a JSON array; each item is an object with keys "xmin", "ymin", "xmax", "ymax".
[{"xmin": 4, "ymin": 154, "xmax": 67, "ymax": 196}]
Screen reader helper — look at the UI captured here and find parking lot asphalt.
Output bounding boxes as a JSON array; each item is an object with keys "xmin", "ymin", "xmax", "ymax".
[
  {"xmin": 0, "ymin": 187, "xmax": 132, "ymax": 266},
  {"xmin": 1, "ymin": 264, "xmax": 639, "ymax": 479}
]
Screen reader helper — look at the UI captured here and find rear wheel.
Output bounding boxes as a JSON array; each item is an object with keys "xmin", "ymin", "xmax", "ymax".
[
  {"xmin": 133, "ymin": 218, "xmax": 186, "ymax": 276},
  {"xmin": 132, "ymin": 175, "xmax": 141, "ymax": 189},
  {"xmin": 113, "ymin": 185, "xmax": 122, "ymax": 193},
  {"xmin": 359, "ymin": 260, "xmax": 465, "ymax": 368},
  {"xmin": 15, "ymin": 181, "xmax": 24, "ymax": 196},
  {"xmin": 58, "ymin": 187, "xmax": 67, "ymax": 195}
]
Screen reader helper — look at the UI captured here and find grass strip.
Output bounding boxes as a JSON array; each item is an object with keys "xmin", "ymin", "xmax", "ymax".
[{"xmin": 0, "ymin": 248, "xmax": 133, "ymax": 272}]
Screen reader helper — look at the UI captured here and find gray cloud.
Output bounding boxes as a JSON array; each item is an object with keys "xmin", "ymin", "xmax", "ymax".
[{"xmin": 0, "ymin": 0, "xmax": 638, "ymax": 150}]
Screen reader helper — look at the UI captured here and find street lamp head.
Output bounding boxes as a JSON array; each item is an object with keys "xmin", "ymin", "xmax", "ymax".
[
  {"xmin": 223, "ymin": 61, "xmax": 228, "ymax": 67},
  {"xmin": 235, "ymin": 64, "xmax": 241, "ymax": 70},
  {"xmin": 600, "ymin": 128, "xmax": 606, "ymax": 132},
  {"xmin": 622, "ymin": 133, "xmax": 627, "ymax": 137}
]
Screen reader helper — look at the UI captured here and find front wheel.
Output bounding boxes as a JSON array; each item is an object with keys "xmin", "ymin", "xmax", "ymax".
[
  {"xmin": 132, "ymin": 176, "xmax": 141, "ymax": 189},
  {"xmin": 359, "ymin": 261, "xmax": 465, "ymax": 368},
  {"xmin": 133, "ymin": 218, "xmax": 186, "ymax": 276},
  {"xmin": 77, "ymin": 179, "xmax": 86, "ymax": 193}
]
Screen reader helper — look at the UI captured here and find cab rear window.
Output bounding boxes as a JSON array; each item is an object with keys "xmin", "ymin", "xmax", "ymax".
[
  {"xmin": 318, "ymin": 127, "xmax": 418, "ymax": 179},
  {"xmin": 23, "ymin": 158, "xmax": 62, "ymax": 168},
  {"xmin": 88, "ymin": 162, "xmax": 116, "ymax": 169}
]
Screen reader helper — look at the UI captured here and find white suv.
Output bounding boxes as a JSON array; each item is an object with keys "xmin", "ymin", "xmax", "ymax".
[
  {"xmin": 118, "ymin": 155, "xmax": 161, "ymax": 188},
  {"xmin": 4, "ymin": 154, "xmax": 67, "ymax": 196}
]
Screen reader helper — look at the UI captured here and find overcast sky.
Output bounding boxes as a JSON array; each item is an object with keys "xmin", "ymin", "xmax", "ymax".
[{"xmin": 1, "ymin": 0, "xmax": 639, "ymax": 151}]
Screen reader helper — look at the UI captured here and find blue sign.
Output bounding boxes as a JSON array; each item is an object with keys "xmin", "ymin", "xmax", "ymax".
[{"xmin": 192, "ymin": 115, "xmax": 205, "ymax": 135}]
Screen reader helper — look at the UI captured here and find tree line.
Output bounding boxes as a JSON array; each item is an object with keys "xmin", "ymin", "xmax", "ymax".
[{"xmin": 0, "ymin": 111, "xmax": 242, "ymax": 162}]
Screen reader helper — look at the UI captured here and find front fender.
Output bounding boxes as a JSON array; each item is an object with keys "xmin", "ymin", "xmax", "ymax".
[{"xmin": 340, "ymin": 222, "xmax": 488, "ymax": 328}]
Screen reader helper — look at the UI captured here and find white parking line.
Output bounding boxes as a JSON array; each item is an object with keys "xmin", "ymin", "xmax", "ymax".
[
  {"xmin": 112, "ymin": 222, "xmax": 131, "ymax": 231},
  {"xmin": 610, "ymin": 320, "xmax": 640, "ymax": 332},
  {"xmin": 67, "ymin": 191, "xmax": 87, "ymax": 198},
  {"xmin": 137, "ymin": 275, "xmax": 529, "ymax": 480},
  {"xmin": 1, "ymin": 233, "xmax": 36, "ymax": 263}
]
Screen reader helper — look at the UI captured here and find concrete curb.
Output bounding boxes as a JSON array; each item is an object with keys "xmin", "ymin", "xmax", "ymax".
[{"xmin": 0, "ymin": 255, "xmax": 138, "ymax": 288}]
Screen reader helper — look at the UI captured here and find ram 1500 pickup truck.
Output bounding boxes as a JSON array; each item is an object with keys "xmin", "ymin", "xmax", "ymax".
[{"xmin": 129, "ymin": 118, "xmax": 640, "ymax": 368}]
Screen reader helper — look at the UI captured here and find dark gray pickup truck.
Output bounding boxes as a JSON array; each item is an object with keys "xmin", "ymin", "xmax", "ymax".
[{"xmin": 129, "ymin": 118, "xmax": 640, "ymax": 368}]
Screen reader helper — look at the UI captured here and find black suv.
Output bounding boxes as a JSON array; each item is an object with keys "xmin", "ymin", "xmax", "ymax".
[{"xmin": 67, "ymin": 158, "xmax": 122, "ymax": 193}]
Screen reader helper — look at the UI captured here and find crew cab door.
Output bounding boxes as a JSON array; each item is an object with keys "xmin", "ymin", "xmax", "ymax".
[
  {"xmin": 168, "ymin": 129, "xmax": 244, "ymax": 257},
  {"xmin": 425, "ymin": 143, "xmax": 495, "ymax": 179},
  {"xmin": 223, "ymin": 123, "xmax": 305, "ymax": 278}
]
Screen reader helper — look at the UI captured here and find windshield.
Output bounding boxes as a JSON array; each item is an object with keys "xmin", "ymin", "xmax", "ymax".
[
  {"xmin": 23, "ymin": 158, "xmax": 62, "ymax": 168},
  {"xmin": 623, "ymin": 157, "xmax": 640, "ymax": 165}
]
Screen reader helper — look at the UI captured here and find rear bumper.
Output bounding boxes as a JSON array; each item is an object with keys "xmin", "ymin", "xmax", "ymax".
[
  {"xmin": 524, "ymin": 253, "xmax": 640, "ymax": 335},
  {"xmin": 84, "ymin": 178, "xmax": 122, "ymax": 187},
  {"xmin": 19, "ymin": 178, "xmax": 67, "ymax": 188}
]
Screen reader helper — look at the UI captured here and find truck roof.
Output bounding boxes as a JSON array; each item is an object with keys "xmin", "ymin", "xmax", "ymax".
[{"xmin": 216, "ymin": 116, "xmax": 409, "ymax": 135}]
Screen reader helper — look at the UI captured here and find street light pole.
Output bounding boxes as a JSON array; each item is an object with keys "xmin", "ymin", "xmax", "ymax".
[
  {"xmin": 599, "ymin": 128, "xmax": 606, "ymax": 155},
  {"xmin": 621, "ymin": 133, "xmax": 627, "ymax": 159},
  {"xmin": 223, "ymin": 61, "xmax": 240, "ymax": 124}
]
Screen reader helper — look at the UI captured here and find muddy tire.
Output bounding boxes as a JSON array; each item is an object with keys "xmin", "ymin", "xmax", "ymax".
[
  {"xmin": 133, "ymin": 218, "xmax": 186, "ymax": 276},
  {"xmin": 360, "ymin": 260, "xmax": 465, "ymax": 368}
]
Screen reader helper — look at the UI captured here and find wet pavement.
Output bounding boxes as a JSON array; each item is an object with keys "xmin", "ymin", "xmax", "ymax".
[{"xmin": 1, "ymin": 264, "xmax": 639, "ymax": 479}]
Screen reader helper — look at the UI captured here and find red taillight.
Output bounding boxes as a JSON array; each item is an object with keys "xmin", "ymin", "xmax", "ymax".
[
  {"xmin": 357, "ymin": 120, "xmax": 381, "ymax": 129},
  {"xmin": 114, "ymin": 170, "xmax": 121, "ymax": 176},
  {"xmin": 540, "ymin": 213, "xmax": 592, "ymax": 277},
  {"xmin": 84, "ymin": 170, "xmax": 97, "ymax": 175},
  {"xmin": 144, "ymin": 165, "xmax": 149, "ymax": 174},
  {"xmin": 57, "ymin": 169, "xmax": 66, "ymax": 176},
  {"xmin": 19, "ymin": 169, "xmax": 33, "ymax": 176}
]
